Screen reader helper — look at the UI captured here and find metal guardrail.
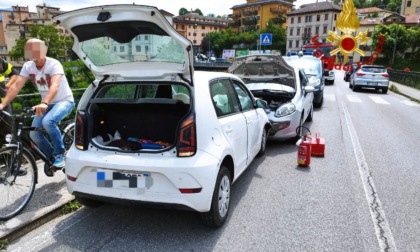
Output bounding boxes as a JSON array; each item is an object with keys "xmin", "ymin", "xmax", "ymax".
[{"xmin": 388, "ymin": 70, "xmax": 420, "ymax": 90}]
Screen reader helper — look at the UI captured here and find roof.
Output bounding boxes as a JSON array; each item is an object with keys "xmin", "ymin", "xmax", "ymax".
[
  {"xmin": 404, "ymin": 13, "xmax": 420, "ymax": 24},
  {"xmin": 232, "ymin": 0, "xmax": 293, "ymax": 10},
  {"xmin": 287, "ymin": 1, "xmax": 341, "ymax": 16},
  {"xmin": 356, "ymin": 7, "xmax": 390, "ymax": 14}
]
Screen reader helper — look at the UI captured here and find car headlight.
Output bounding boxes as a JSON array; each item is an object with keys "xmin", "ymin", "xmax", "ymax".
[{"xmin": 275, "ymin": 103, "xmax": 296, "ymax": 118}]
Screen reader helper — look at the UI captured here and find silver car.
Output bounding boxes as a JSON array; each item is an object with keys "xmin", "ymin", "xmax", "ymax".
[
  {"xmin": 229, "ymin": 54, "xmax": 314, "ymax": 140},
  {"xmin": 349, "ymin": 65, "xmax": 390, "ymax": 94}
]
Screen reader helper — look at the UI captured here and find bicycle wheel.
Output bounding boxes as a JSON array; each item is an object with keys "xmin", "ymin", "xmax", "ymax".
[
  {"xmin": 62, "ymin": 122, "xmax": 74, "ymax": 151},
  {"xmin": 0, "ymin": 147, "xmax": 37, "ymax": 221}
]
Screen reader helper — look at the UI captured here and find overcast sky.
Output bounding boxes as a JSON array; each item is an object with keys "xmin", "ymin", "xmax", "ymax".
[{"xmin": 1, "ymin": 0, "xmax": 317, "ymax": 16}]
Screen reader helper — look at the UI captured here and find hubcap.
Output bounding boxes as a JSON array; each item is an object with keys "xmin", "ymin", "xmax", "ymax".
[{"xmin": 218, "ymin": 175, "xmax": 230, "ymax": 217}]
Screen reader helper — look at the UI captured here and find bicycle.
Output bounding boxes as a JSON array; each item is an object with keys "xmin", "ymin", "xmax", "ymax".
[{"xmin": 0, "ymin": 108, "xmax": 74, "ymax": 221}]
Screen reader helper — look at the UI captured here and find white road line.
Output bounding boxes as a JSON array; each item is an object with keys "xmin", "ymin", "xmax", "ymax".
[
  {"xmin": 347, "ymin": 95, "xmax": 362, "ymax": 103},
  {"xmin": 369, "ymin": 96, "xmax": 390, "ymax": 105},
  {"xmin": 341, "ymin": 102, "xmax": 397, "ymax": 252},
  {"xmin": 401, "ymin": 99, "xmax": 419, "ymax": 107},
  {"xmin": 324, "ymin": 93, "xmax": 336, "ymax": 102}
]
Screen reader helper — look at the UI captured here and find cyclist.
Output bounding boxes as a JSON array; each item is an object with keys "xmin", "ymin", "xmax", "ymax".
[
  {"xmin": 0, "ymin": 38, "xmax": 74, "ymax": 170},
  {"xmin": 0, "ymin": 57, "xmax": 18, "ymax": 145}
]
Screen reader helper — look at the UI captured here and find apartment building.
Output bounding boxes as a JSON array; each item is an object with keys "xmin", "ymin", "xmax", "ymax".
[
  {"xmin": 173, "ymin": 12, "xmax": 229, "ymax": 53},
  {"xmin": 401, "ymin": 0, "xmax": 420, "ymax": 15},
  {"xmin": 230, "ymin": 0, "xmax": 294, "ymax": 33},
  {"xmin": 285, "ymin": 1, "xmax": 342, "ymax": 53}
]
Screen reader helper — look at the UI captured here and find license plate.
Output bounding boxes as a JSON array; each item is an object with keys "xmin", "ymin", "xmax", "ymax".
[
  {"xmin": 96, "ymin": 170, "xmax": 150, "ymax": 190},
  {"xmin": 367, "ymin": 82, "xmax": 378, "ymax": 85}
]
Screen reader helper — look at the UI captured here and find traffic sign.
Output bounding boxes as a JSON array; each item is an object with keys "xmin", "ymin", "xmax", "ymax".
[{"xmin": 260, "ymin": 33, "xmax": 272, "ymax": 45}]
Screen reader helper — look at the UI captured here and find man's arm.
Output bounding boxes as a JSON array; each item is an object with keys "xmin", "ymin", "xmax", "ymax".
[
  {"xmin": 5, "ymin": 74, "xmax": 17, "ymax": 90},
  {"xmin": 0, "ymin": 75, "xmax": 26, "ymax": 110}
]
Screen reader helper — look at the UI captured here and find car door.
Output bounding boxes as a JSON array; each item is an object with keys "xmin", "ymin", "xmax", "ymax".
[
  {"xmin": 231, "ymin": 79, "xmax": 261, "ymax": 162},
  {"xmin": 210, "ymin": 79, "xmax": 248, "ymax": 175},
  {"xmin": 299, "ymin": 70, "xmax": 313, "ymax": 119}
]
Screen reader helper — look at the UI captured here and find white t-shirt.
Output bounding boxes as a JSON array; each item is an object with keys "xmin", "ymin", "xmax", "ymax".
[{"xmin": 20, "ymin": 57, "xmax": 74, "ymax": 103}]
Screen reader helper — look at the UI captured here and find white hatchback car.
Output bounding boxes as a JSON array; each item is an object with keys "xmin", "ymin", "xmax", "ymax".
[
  {"xmin": 54, "ymin": 5, "xmax": 271, "ymax": 227},
  {"xmin": 229, "ymin": 54, "xmax": 314, "ymax": 140}
]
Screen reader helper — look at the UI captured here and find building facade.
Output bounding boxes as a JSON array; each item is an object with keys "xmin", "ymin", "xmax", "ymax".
[
  {"xmin": 285, "ymin": 1, "xmax": 342, "ymax": 53},
  {"xmin": 229, "ymin": 0, "xmax": 294, "ymax": 33},
  {"xmin": 173, "ymin": 12, "xmax": 229, "ymax": 54},
  {"xmin": 401, "ymin": 0, "xmax": 420, "ymax": 16}
]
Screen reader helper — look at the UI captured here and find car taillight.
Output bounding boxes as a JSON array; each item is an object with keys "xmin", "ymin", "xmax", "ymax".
[
  {"xmin": 75, "ymin": 111, "xmax": 87, "ymax": 150},
  {"xmin": 356, "ymin": 72, "xmax": 365, "ymax": 76},
  {"xmin": 382, "ymin": 73, "xmax": 389, "ymax": 78},
  {"xmin": 177, "ymin": 115, "xmax": 196, "ymax": 157}
]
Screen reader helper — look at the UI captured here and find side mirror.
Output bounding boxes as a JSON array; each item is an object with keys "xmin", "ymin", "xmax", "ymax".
[
  {"xmin": 303, "ymin": 86, "xmax": 315, "ymax": 93},
  {"xmin": 256, "ymin": 99, "xmax": 270, "ymax": 114}
]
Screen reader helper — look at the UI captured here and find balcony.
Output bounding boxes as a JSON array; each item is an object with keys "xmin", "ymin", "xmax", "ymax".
[
  {"xmin": 242, "ymin": 18, "xmax": 257, "ymax": 26},
  {"xmin": 243, "ymin": 10, "xmax": 258, "ymax": 16},
  {"xmin": 271, "ymin": 16, "xmax": 285, "ymax": 25},
  {"xmin": 228, "ymin": 19, "xmax": 241, "ymax": 28},
  {"xmin": 270, "ymin": 7, "xmax": 287, "ymax": 15}
]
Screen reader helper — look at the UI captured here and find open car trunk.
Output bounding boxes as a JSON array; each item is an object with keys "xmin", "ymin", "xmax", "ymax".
[{"xmin": 87, "ymin": 84, "xmax": 191, "ymax": 151}]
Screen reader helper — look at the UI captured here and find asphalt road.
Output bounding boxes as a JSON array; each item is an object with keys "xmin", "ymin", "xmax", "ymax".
[{"xmin": 6, "ymin": 70, "xmax": 420, "ymax": 252}]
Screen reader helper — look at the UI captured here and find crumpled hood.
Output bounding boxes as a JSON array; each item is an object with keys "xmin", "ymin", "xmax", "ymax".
[{"xmin": 228, "ymin": 54, "xmax": 296, "ymax": 89}]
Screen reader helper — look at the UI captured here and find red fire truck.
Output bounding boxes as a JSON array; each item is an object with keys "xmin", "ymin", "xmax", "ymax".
[{"xmin": 302, "ymin": 43, "xmax": 336, "ymax": 84}]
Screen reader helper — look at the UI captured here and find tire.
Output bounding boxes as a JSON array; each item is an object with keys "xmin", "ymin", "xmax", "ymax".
[
  {"xmin": 313, "ymin": 95, "xmax": 323, "ymax": 108},
  {"xmin": 0, "ymin": 147, "xmax": 37, "ymax": 221},
  {"xmin": 257, "ymin": 128, "xmax": 267, "ymax": 157},
  {"xmin": 75, "ymin": 195, "xmax": 103, "ymax": 208},
  {"xmin": 62, "ymin": 122, "xmax": 75, "ymax": 151},
  {"xmin": 306, "ymin": 104, "xmax": 313, "ymax": 122},
  {"xmin": 352, "ymin": 83, "xmax": 358, "ymax": 92},
  {"xmin": 382, "ymin": 88, "xmax": 388, "ymax": 94},
  {"xmin": 201, "ymin": 166, "xmax": 231, "ymax": 227},
  {"xmin": 349, "ymin": 82, "xmax": 352, "ymax": 88}
]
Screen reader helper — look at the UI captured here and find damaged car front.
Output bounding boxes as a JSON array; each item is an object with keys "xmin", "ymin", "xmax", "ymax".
[{"xmin": 229, "ymin": 54, "xmax": 314, "ymax": 140}]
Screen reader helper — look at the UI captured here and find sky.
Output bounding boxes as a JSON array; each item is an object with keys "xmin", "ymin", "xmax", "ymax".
[{"xmin": 0, "ymin": 0, "xmax": 316, "ymax": 16}]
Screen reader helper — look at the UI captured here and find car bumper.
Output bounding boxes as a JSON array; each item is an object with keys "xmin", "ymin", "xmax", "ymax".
[
  {"xmin": 353, "ymin": 80, "xmax": 389, "ymax": 88},
  {"xmin": 65, "ymin": 148, "xmax": 220, "ymax": 212},
  {"xmin": 268, "ymin": 111, "xmax": 301, "ymax": 139}
]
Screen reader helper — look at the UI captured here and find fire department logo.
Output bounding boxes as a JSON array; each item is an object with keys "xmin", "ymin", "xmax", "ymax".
[{"xmin": 327, "ymin": 0, "xmax": 369, "ymax": 65}]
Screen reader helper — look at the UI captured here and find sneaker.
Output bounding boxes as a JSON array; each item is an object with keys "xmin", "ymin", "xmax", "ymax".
[{"xmin": 52, "ymin": 154, "xmax": 65, "ymax": 169}]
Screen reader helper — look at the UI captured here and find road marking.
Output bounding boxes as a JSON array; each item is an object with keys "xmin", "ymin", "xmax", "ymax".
[
  {"xmin": 341, "ymin": 102, "xmax": 397, "ymax": 252},
  {"xmin": 347, "ymin": 95, "xmax": 362, "ymax": 103},
  {"xmin": 369, "ymin": 96, "xmax": 390, "ymax": 105},
  {"xmin": 401, "ymin": 99, "xmax": 419, "ymax": 107},
  {"xmin": 324, "ymin": 94, "xmax": 336, "ymax": 102}
]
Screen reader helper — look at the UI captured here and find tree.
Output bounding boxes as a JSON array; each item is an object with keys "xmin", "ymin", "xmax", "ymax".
[
  {"xmin": 261, "ymin": 20, "xmax": 287, "ymax": 54},
  {"xmin": 207, "ymin": 13, "xmax": 215, "ymax": 17},
  {"xmin": 194, "ymin": 8, "xmax": 203, "ymax": 16},
  {"xmin": 372, "ymin": 24, "xmax": 409, "ymax": 65},
  {"xmin": 8, "ymin": 24, "xmax": 73, "ymax": 61},
  {"xmin": 179, "ymin": 8, "xmax": 188, "ymax": 15},
  {"xmin": 407, "ymin": 26, "xmax": 420, "ymax": 60}
]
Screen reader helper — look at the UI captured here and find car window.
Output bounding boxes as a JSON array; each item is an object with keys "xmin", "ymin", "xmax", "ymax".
[
  {"xmin": 98, "ymin": 85, "xmax": 138, "ymax": 99},
  {"xmin": 232, "ymin": 80, "xmax": 254, "ymax": 111},
  {"xmin": 362, "ymin": 66, "xmax": 386, "ymax": 73},
  {"xmin": 210, "ymin": 79, "xmax": 240, "ymax": 117}
]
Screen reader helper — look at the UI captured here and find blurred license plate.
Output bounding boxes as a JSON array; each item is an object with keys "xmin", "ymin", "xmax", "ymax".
[
  {"xmin": 97, "ymin": 170, "xmax": 149, "ymax": 189},
  {"xmin": 367, "ymin": 82, "xmax": 378, "ymax": 85}
]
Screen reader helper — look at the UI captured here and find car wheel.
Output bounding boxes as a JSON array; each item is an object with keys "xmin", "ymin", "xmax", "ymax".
[
  {"xmin": 306, "ymin": 104, "xmax": 313, "ymax": 122},
  {"xmin": 314, "ymin": 95, "xmax": 323, "ymax": 108},
  {"xmin": 75, "ymin": 195, "xmax": 103, "ymax": 208},
  {"xmin": 201, "ymin": 166, "xmax": 231, "ymax": 227},
  {"xmin": 257, "ymin": 128, "xmax": 267, "ymax": 157},
  {"xmin": 349, "ymin": 82, "xmax": 352, "ymax": 88},
  {"xmin": 382, "ymin": 88, "xmax": 388, "ymax": 94},
  {"xmin": 352, "ymin": 83, "xmax": 358, "ymax": 92}
]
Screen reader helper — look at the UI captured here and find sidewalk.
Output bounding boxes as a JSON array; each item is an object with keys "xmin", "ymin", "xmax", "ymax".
[
  {"xmin": 0, "ymin": 161, "xmax": 74, "ymax": 242},
  {"xmin": 390, "ymin": 81, "xmax": 420, "ymax": 102},
  {"xmin": 1, "ymin": 81, "xmax": 419, "ymax": 244}
]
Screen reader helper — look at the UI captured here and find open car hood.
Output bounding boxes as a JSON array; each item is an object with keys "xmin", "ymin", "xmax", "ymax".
[
  {"xmin": 54, "ymin": 5, "xmax": 193, "ymax": 84},
  {"xmin": 228, "ymin": 54, "xmax": 296, "ymax": 89}
]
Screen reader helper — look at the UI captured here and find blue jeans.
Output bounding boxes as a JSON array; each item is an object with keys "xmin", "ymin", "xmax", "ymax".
[{"xmin": 30, "ymin": 101, "xmax": 75, "ymax": 160}]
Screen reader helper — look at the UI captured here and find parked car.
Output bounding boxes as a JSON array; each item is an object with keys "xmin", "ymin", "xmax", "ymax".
[
  {"xmin": 283, "ymin": 55, "xmax": 325, "ymax": 108},
  {"xmin": 229, "ymin": 54, "xmax": 314, "ymax": 140},
  {"xmin": 215, "ymin": 58, "xmax": 230, "ymax": 64},
  {"xmin": 349, "ymin": 65, "xmax": 390, "ymax": 93},
  {"xmin": 344, "ymin": 63, "xmax": 358, "ymax": 82},
  {"xmin": 55, "ymin": 4, "xmax": 271, "ymax": 227}
]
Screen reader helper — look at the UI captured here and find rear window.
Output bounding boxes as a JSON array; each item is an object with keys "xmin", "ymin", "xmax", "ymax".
[{"xmin": 361, "ymin": 66, "xmax": 386, "ymax": 73}]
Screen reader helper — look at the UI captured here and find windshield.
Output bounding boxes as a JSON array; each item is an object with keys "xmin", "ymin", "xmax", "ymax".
[
  {"xmin": 302, "ymin": 46, "xmax": 333, "ymax": 57},
  {"xmin": 80, "ymin": 34, "xmax": 185, "ymax": 66},
  {"xmin": 285, "ymin": 59, "xmax": 321, "ymax": 76}
]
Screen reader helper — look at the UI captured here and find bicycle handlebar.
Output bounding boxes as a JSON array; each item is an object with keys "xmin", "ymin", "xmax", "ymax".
[{"xmin": 0, "ymin": 107, "xmax": 35, "ymax": 119}]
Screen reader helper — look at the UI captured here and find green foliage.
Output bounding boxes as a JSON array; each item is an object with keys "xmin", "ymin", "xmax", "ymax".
[
  {"xmin": 0, "ymin": 239, "xmax": 8, "ymax": 250},
  {"xmin": 62, "ymin": 200, "xmax": 81, "ymax": 215},
  {"xmin": 194, "ymin": 8, "xmax": 203, "ymax": 16},
  {"xmin": 179, "ymin": 8, "xmax": 188, "ymax": 15},
  {"xmin": 372, "ymin": 24, "xmax": 410, "ymax": 66},
  {"xmin": 9, "ymin": 25, "xmax": 73, "ymax": 61}
]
